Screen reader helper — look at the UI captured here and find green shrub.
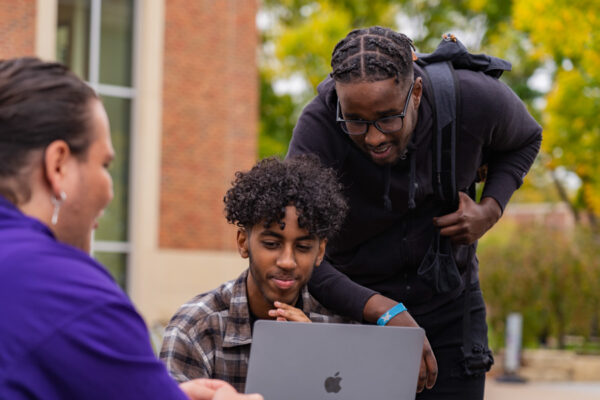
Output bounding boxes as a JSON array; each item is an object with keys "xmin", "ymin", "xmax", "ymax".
[{"xmin": 479, "ymin": 220, "xmax": 600, "ymax": 350}]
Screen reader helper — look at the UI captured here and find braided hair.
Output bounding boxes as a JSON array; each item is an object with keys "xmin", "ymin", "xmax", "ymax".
[{"xmin": 330, "ymin": 26, "xmax": 415, "ymax": 83}]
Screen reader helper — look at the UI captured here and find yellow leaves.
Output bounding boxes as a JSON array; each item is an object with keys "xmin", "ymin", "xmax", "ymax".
[
  {"xmin": 540, "ymin": 56, "xmax": 600, "ymax": 216},
  {"xmin": 270, "ymin": 1, "xmax": 401, "ymax": 91},
  {"xmin": 466, "ymin": 0, "xmax": 486, "ymax": 13},
  {"xmin": 582, "ymin": 48, "xmax": 600, "ymax": 75},
  {"xmin": 274, "ymin": 5, "xmax": 353, "ymax": 89},
  {"xmin": 514, "ymin": 0, "xmax": 599, "ymax": 62},
  {"xmin": 267, "ymin": 0, "xmax": 404, "ymax": 93},
  {"xmin": 572, "ymin": 117, "xmax": 585, "ymax": 132},
  {"xmin": 583, "ymin": 184, "xmax": 600, "ymax": 215},
  {"xmin": 574, "ymin": 165, "xmax": 588, "ymax": 177}
]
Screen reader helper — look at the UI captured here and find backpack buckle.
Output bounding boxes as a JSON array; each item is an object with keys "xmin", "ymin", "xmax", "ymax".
[{"xmin": 443, "ymin": 33, "xmax": 457, "ymax": 42}]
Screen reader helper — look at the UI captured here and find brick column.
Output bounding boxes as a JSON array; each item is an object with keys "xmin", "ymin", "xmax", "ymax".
[
  {"xmin": 160, "ymin": 0, "xmax": 258, "ymax": 250},
  {"xmin": 0, "ymin": 0, "xmax": 36, "ymax": 59}
]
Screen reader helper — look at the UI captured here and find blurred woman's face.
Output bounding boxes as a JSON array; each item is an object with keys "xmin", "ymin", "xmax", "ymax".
[{"xmin": 56, "ymin": 99, "xmax": 114, "ymax": 253}]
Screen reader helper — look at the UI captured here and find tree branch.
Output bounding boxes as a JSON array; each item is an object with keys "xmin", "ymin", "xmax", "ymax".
[{"xmin": 550, "ymin": 169, "xmax": 580, "ymax": 223}]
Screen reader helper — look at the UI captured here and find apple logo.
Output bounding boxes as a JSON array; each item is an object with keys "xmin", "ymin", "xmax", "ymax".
[{"xmin": 324, "ymin": 371, "xmax": 342, "ymax": 393}]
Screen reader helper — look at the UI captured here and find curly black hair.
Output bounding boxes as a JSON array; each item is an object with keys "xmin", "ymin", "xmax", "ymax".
[{"xmin": 224, "ymin": 155, "xmax": 348, "ymax": 240}]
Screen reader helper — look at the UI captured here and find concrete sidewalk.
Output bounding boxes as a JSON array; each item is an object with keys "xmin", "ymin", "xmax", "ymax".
[{"xmin": 485, "ymin": 379, "xmax": 600, "ymax": 400}]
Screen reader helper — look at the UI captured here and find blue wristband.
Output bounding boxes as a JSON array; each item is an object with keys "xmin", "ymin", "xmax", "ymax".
[{"xmin": 376, "ymin": 303, "xmax": 407, "ymax": 326}]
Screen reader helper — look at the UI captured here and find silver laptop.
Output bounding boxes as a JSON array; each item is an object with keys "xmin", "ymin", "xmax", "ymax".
[{"xmin": 245, "ymin": 320, "xmax": 424, "ymax": 400}]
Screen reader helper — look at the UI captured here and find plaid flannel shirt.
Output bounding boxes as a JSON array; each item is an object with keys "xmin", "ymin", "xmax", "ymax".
[{"xmin": 159, "ymin": 269, "xmax": 350, "ymax": 392}]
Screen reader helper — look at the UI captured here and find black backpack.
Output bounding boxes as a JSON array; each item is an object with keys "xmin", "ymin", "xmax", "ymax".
[
  {"xmin": 415, "ymin": 34, "xmax": 511, "ymax": 212},
  {"xmin": 415, "ymin": 34, "xmax": 509, "ymax": 376}
]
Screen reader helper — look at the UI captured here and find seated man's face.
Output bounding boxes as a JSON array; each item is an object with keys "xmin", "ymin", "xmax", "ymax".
[{"xmin": 238, "ymin": 205, "xmax": 326, "ymax": 317}]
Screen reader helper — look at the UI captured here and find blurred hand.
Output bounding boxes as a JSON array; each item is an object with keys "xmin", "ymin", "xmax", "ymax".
[
  {"xmin": 213, "ymin": 384, "xmax": 263, "ymax": 400},
  {"xmin": 268, "ymin": 301, "xmax": 311, "ymax": 322},
  {"xmin": 433, "ymin": 192, "xmax": 501, "ymax": 245},
  {"xmin": 179, "ymin": 379, "xmax": 263, "ymax": 400}
]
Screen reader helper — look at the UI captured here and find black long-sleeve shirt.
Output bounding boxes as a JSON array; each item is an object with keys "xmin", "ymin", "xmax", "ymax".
[{"xmin": 287, "ymin": 64, "xmax": 542, "ymax": 320}]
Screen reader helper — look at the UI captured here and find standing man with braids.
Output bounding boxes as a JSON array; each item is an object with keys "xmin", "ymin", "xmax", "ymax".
[{"xmin": 287, "ymin": 26, "xmax": 542, "ymax": 399}]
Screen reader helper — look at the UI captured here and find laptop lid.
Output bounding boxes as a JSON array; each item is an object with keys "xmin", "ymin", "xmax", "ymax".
[{"xmin": 245, "ymin": 320, "xmax": 424, "ymax": 400}]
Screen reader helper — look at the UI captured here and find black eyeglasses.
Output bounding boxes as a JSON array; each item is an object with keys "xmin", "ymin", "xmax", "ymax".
[{"xmin": 336, "ymin": 81, "xmax": 415, "ymax": 136}]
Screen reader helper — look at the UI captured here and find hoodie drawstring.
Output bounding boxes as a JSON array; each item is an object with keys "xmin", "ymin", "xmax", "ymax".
[
  {"xmin": 382, "ymin": 165, "xmax": 392, "ymax": 211},
  {"xmin": 381, "ymin": 142, "xmax": 417, "ymax": 212},
  {"xmin": 408, "ymin": 149, "xmax": 417, "ymax": 210}
]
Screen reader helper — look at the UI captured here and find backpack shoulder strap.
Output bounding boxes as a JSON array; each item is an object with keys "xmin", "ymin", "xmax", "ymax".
[
  {"xmin": 420, "ymin": 60, "xmax": 459, "ymax": 212},
  {"xmin": 416, "ymin": 34, "xmax": 510, "ymax": 211}
]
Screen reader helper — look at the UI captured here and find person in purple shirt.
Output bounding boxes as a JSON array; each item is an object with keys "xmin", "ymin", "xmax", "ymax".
[{"xmin": 0, "ymin": 57, "xmax": 262, "ymax": 400}]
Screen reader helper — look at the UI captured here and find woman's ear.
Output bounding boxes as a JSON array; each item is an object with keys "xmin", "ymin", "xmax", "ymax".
[
  {"xmin": 43, "ymin": 140, "xmax": 71, "ymax": 196},
  {"xmin": 236, "ymin": 228, "xmax": 250, "ymax": 259}
]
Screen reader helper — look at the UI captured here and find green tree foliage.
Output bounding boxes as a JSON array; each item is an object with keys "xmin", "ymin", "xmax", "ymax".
[{"xmin": 259, "ymin": 70, "xmax": 297, "ymax": 158}]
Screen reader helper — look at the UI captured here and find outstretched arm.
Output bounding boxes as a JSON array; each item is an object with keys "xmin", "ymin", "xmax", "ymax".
[{"xmin": 310, "ymin": 260, "xmax": 438, "ymax": 392}]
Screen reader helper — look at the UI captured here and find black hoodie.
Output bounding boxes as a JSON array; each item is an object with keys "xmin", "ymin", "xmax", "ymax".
[{"xmin": 287, "ymin": 64, "xmax": 542, "ymax": 319}]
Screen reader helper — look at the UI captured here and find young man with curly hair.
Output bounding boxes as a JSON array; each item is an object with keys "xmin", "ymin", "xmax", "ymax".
[{"xmin": 160, "ymin": 155, "xmax": 350, "ymax": 392}]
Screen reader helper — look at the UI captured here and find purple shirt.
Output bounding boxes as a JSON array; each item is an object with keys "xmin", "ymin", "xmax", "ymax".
[{"xmin": 0, "ymin": 196, "xmax": 187, "ymax": 399}]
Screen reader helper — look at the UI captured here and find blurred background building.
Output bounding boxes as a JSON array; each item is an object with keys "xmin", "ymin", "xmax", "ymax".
[{"xmin": 0, "ymin": 0, "xmax": 258, "ymax": 326}]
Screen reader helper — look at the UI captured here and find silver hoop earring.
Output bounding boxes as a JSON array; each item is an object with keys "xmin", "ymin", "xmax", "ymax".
[{"xmin": 51, "ymin": 191, "xmax": 67, "ymax": 225}]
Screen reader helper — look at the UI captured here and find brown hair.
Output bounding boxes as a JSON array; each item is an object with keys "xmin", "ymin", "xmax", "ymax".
[{"xmin": 0, "ymin": 57, "xmax": 97, "ymax": 203}]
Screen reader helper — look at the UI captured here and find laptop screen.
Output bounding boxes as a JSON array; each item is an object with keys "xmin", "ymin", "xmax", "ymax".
[{"xmin": 245, "ymin": 321, "xmax": 424, "ymax": 400}]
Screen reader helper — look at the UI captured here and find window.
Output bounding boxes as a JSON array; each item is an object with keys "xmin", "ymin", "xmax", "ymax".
[{"xmin": 57, "ymin": 0, "xmax": 136, "ymax": 290}]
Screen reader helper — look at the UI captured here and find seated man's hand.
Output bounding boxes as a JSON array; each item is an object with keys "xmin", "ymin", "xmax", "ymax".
[
  {"xmin": 179, "ymin": 379, "xmax": 263, "ymax": 400},
  {"xmin": 267, "ymin": 301, "xmax": 311, "ymax": 322}
]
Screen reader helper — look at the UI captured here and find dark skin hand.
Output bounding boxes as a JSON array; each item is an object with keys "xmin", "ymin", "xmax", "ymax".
[
  {"xmin": 433, "ymin": 192, "xmax": 502, "ymax": 245},
  {"xmin": 364, "ymin": 294, "xmax": 438, "ymax": 393}
]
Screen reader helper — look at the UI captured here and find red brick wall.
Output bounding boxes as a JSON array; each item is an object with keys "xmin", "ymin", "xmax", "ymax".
[
  {"xmin": 0, "ymin": 0, "xmax": 36, "ymax": 59},
  {"xmin": 160, "ymin": 0, "xmax": 258, "ymax": 250}
]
